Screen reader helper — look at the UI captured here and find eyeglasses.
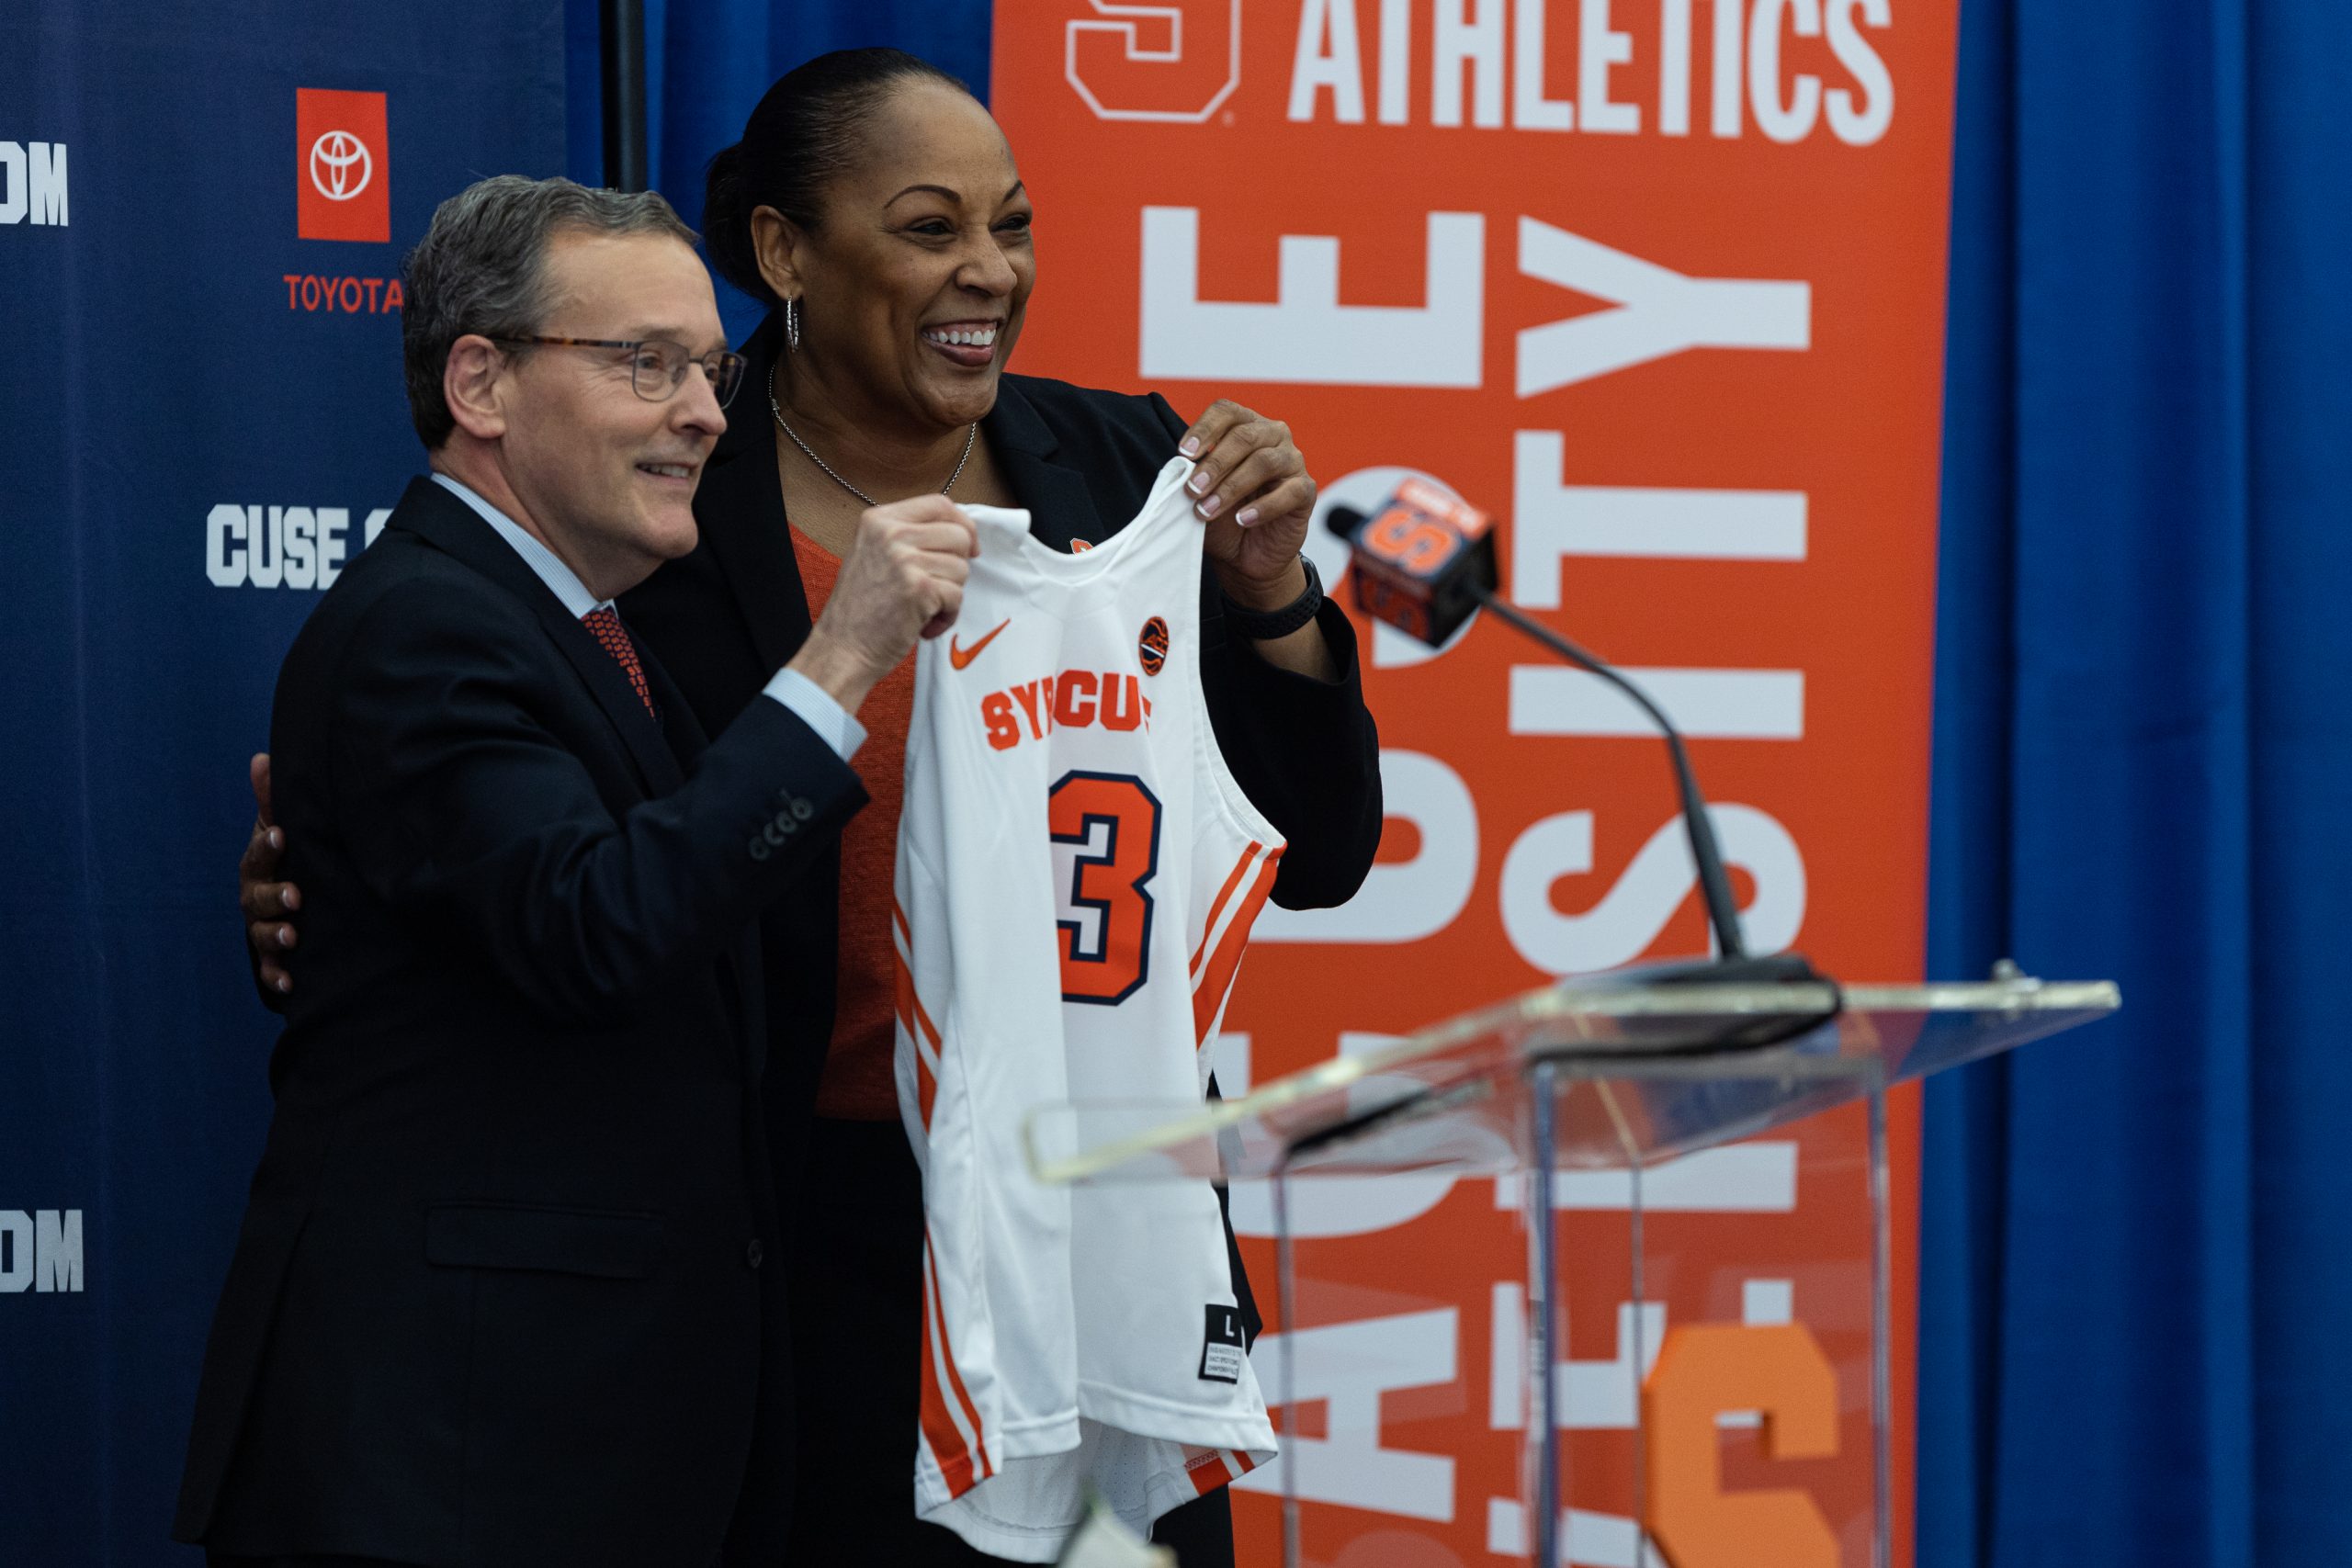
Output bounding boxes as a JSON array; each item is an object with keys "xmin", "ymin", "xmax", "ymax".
[{"xmin": 494, "ymin": 335, "xmax": 747, "ymax": 409}]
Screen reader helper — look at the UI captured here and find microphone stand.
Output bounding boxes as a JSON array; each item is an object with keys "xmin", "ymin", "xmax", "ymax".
[{"xmin": 1473, "ymin": 591, "xmax": 1826, "ymax": 991}]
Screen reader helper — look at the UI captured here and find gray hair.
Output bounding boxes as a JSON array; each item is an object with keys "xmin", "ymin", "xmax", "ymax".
[{"xmin": 401, "ymin": 175, "xmax": 697, "ymax": 448}]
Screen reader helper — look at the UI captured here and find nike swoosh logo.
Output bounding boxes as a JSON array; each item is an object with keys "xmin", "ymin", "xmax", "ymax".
[{"xmin": 948, "ymin": 618, "xmax": 1011, "ymax": 671}]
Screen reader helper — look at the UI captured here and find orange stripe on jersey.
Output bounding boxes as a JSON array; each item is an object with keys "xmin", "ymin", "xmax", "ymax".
[
  {"xmin": 1181, "ymin": 1446, "xmax": 1258, "ymax": 1495},
  {"xmin": 892, "ymin": 899, "xmax": 950, "ymax": 1129},
  {"xmin": 895, "ymin": 950, "xmax": 939, "ymax": 1131},
  {"xmin": 1191, "ymin": 841, "xmax": 1265, "ymax": 976},
  {"xmin": 1192, "ymin": 847, "xmax": 1283, "ymax": 1044},
  {"xmin": 920, "ymin": 1235, "xmax": 991, "ymax": 1494},
  {"xmin": 916, "ymin": 1337, "xmax": 977, "ymax": 1495}
]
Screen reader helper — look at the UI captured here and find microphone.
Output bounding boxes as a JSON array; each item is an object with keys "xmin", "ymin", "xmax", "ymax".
[{"xmin": 1329, "ymin": 483, "xmax": 1822, "ymax": 987}]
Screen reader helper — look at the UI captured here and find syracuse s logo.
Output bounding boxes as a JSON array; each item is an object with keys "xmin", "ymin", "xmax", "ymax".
[
  {"xmin": 1065, "ymin": 0, "xmax": 1241, "ymax": 124},
  {"xmin": 309, "ymin": 130, "xmax": 372, "ymax": 201},
  {"xmin": 1137, "ymin": 616, "xmax": 1170, "ymax": 676}
]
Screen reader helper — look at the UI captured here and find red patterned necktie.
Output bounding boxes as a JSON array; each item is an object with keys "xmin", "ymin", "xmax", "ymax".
[{"xmin": 581, "ymin": 606, "xmax": 659, "ymax": 723}]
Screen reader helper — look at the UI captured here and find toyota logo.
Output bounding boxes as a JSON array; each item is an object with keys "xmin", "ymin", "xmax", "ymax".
[{"xmin": 309, "ymin": 130, "xmax": 373, "ymax": 202}]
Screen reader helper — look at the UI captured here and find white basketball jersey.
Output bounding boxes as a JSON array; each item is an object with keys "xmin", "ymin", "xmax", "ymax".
[{"xmin": 892, "ymin": 457, "xmax": 1282, "ymax": 1560}]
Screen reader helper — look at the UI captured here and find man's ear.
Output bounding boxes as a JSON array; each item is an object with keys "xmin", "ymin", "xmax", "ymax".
[
  {"xmin": 443, "ymin": 333, "xmax": 510, "ymax": 441},
  {"xmin": 750, "ymin": 206, "xmax": 805, "ymax": 307}
]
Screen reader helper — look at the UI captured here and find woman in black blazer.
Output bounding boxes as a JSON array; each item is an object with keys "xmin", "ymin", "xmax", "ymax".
[
  {"xmin": 643, "ymin": 49, "xmax": 1381, "ymax": 1566},
  {"xmin": 243, "ymin": 47, "xmax": 1380, "ymax": 1568}
]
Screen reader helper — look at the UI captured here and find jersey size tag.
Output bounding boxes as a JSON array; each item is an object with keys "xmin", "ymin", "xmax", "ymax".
[{"xmin": 1199, "ymin": 1304, "xmax": 1248, "ymax": 1383}]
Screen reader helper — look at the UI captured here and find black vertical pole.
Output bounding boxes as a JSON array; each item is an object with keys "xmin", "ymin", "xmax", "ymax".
[{"xmin": 599, "ymin": 0, "xmax": 649, "ymax": 192}]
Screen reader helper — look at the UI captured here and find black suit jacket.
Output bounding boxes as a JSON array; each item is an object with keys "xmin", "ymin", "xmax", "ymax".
[
  {"xmin": 175, "ymin": 477, "xmax": 866, "ymax": 1567},
  {"xmin": 623, "ymin": 318, "xmax": 1384, "ymax": 1152}
]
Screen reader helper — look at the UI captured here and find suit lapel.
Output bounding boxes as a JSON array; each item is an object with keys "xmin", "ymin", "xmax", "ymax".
[
  {"xmin": 390, "ymin": 479, "xmax": 684, "ymax": 798},
  {"xmin": 986, "ymin": 378, "xmax": 1105, "ymax": 548},
  {"xmin": 695, "ymin": 423, "xmax": 813, "ymax": 674},
  {"xmin": 692, "ymin": 317, "xmax": 816, "ymax": 674},
  {"xmin": 639, "ymin": 632, "xmax": 707, "ymax": 768}
]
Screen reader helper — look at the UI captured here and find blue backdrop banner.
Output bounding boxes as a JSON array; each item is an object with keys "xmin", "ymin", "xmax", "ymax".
[
  {"xmin": 1920, "ymin": 0, "xmax": 2352, "ymax": 1564},
  {"xmin": 0, "ymin": 4, "xmax": 562, "ymax": 1560}
]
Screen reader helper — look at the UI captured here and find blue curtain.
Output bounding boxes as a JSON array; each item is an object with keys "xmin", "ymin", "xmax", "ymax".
[
  {"xmin": 1919, "ymin": 1, "xmax": 2352, "ymax": 1563},
  {"xmin": 565, "ymin": 0, "xmax": 991, "ymax": 343}
]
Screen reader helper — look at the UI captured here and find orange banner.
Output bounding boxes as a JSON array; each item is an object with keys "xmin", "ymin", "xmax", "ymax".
[{"xmin": 992, "ymin": 2, "xmax": 1959, "ymax": 1561}]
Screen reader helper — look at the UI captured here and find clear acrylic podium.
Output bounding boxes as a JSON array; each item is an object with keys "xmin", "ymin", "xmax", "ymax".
[{"xmin": 1028, "ymin": 967, "xmax": 2118, "ymax": 1568}]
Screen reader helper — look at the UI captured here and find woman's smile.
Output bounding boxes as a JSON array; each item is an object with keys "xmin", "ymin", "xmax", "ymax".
[{"xmin": 920, "ymin": 318, "xmax": 1001, "ymax": 367}]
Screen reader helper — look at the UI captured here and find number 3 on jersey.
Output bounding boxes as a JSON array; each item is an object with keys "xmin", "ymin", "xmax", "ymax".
[{"xmin": 1049, "ymin": 771, "xmax": 1161, "ymax": 1005}]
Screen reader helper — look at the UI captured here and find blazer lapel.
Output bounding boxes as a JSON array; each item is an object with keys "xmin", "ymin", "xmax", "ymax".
[
  {"xmin": 390, "ymin": 479, "xmax": 684, "ymax": 798},
  {"xmin": 688, "ymin": 317, "xmax": 815, "ymax": 674},
  {"xmin": 986, "ymin": 378, "xmax": 1105, "ymax": 548},
  {"xmin": 695, "ymin": 422, "xmax": 813, "ymax": 674},
  {"xmin": 640, "ymin": 646, "xmax": 707, "ymax": 770}
]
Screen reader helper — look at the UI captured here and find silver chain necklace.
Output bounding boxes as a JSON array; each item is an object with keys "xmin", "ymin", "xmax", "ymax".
[{"xmin": 770, "ymin": 366, "xmax": 976, "ymax": 508}]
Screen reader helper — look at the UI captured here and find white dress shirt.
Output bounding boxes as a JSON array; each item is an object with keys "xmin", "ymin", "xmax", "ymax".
[{"xmin": 430, "ymin": 472, "xmax": 865, "ymax": 759}]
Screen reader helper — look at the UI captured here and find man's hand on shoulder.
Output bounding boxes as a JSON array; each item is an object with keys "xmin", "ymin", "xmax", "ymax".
[{"xmin": 240, "ymin": 752, "xmax": 301, "ymax": 1001}]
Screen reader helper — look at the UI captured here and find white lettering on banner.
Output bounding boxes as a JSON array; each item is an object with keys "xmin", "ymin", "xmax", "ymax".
[
  {"xmin": 1431, "ymin": 0, "xmax": 1504, "ymax": 129},
  {"xmin": 1659, "ymin": 0, "xmax": 1694, "ymax": 134},
  {"xmin": 1282, "ymin": 0, "xmax": 1896, "ymax": 143},
  {"xmin": 1512, "ymin": 0, "xmax": 1573, "ymax": 130},
  {"xmin": 1066, "ymin": 0, "xmax": 1242, "ymax": 123},
  {"xmin": 1510, "ymin": 430, "xmax": 1807, "ymax": 589},
  {"xmin": 1578, "ymin": 0, "xmax": 1640, "ymax": 133},
  {"xmin": 1378, "ymin": 0, "xmax": 1412, "ymax": 122},
  {"xmin": 1289, "ymin": 0, "xmax": 1367, "ymax": 121},
  {"xmin": 1486, "ymin": 1499, "xmax": 1657, "ymax": 1567},
  {"xmin": 1498, "ymin": 804, "xmax": 1805, "ymax": 973},
  {"xmin": 1714, "ymin": 0, "xmax": 1747, "ymax": 134},
  {"xmin": 1257, "ymin": 750, "xmax": 1476, "ymax": 943},
  {"xmin": 1750, "ymin": 0, "xmax": 1824, "ymax": 143},
  {"xmin": 1826, "ymin": 0, "xmax": 1895, "ymax": 143},
  {"xmin": 0, "ymin": 141, "xmax": 69, "ymax": 226},
  {"xmin": 1518, "ymin": 218, "xmax": 1810, "ymax": 396},
  {"xmin": 1139, "ymin": 207, "xmax": 1484, "ymax": 387},
  {"xmin": 1744, "ymin": 1276, "xmax": 1795, "ymax": 1325},
  {"xmin": 1236, "ymin": 1309, "xmax": 1458, "ymax": 1519},
  {"xmin": 0, "ymin": 1210, "xmax": 84, "ymax": 1292},
  {"xmin": 209, "ymin": 505, "xmax": 389, "ymax": 590},
  {"xmin": 0, "ymin": 1211, "xmax": 25, "ymax": 1291},
  {"xmin": 1492, "ymin": 1142, "xmax": 1802, "ymax": 1213},
  {"xmin": 1509, "ymin": 665, "xmax": 1805, "ymax": 739},
  {"xmin": 1226, "ymin": 1032, "xmax": 1462, "ymax": 1238},
  {"xmin": 1488, "ymin": 1287, "xmax": 1665, "ymax": 1429}
]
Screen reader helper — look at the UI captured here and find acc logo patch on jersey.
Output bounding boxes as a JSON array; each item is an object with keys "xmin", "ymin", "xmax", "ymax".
[{"xmin": 1138, "ymin": 616, "xmax": 1170, "ymax": 676}]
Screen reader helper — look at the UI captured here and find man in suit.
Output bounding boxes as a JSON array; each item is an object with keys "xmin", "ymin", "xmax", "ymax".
[{"xmin": 175, "ymin": 175, "xmax": 975, "ymax": 1568}]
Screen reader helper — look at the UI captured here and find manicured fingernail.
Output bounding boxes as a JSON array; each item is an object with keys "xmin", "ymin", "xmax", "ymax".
[
  {"xmin": 281, "ymin": 887, "xmax": 300, "ymax": 910},
  {"xmin": 1180, "ymin": 437, "xmax": 1202, "ymax": 457},
  {"xmin": 1198, "ymin": 493, "xmax": 1222, "ymax": 518},
  {"xmin": 1187, "ymin": 470, "xmax": 1210, "ymax": 495},
  {"xmin": 276, "ymin": 976, "xmax": 291, "ymax": 993},
  {"xmin": 1236, "ymin": 507, "xmax": 1259, "ymax": 528},
  {"xmin": 269, "ymin": 828, "xmax": 284, "ymax": 848}
]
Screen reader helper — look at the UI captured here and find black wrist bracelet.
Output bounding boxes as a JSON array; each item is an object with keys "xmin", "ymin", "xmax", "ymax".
[{"xmin": 1222, "ymin": 553, "xmax": 1324, "ymax": 641}]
